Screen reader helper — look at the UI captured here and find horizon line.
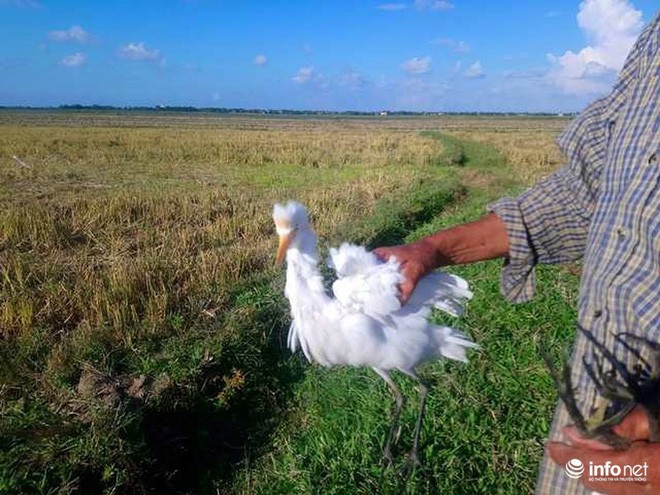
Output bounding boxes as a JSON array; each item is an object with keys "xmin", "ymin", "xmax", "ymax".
[{"xmin": 0, "ymin": 104, "xmax": 577, "ymax": 116}]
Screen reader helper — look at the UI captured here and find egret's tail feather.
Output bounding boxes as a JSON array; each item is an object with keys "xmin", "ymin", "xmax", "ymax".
[
  {"xmin": 434, "ymin": 326, "xmax": 479, "ymax": 363},
  {"xmin": 287, "ymin": 321, "xmax": 300, "ymax": 353},
  {"xmin": 414, "ymin": 272, "xmax": 473, "ymax": 318},
  {"xmin": 432, "ymin": 299, "xmax": 467, "ymax": 318},
  {"xmin": 287, "ymin": 320, "xmax": 315, "ymax": 363}
]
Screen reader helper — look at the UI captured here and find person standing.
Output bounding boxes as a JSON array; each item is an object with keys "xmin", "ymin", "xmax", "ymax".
[{"xmin": 375, "ymin": 13, "xmax": 659, "ymax": 494}]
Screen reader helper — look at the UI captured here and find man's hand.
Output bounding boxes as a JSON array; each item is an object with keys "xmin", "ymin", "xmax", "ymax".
[
  {"xmin": 373, "ymin": 213, "xmax": 510, "ymax": 304},
  {"xmin": 373, "ymin": 239, "xmax": 440, "ymax": 303},
  {"xmin": 549, "ymin": 407, "xmax": 660, "ymax": 494}
]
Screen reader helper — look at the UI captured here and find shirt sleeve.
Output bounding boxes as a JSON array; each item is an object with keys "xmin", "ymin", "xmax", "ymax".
[
  {"xmin": 488, "ymin": 165, "xmax": 596, "ymax": 303},
  {"xmin": 487, "ymin": 16, "xmax": 656, "ymax": 303}
]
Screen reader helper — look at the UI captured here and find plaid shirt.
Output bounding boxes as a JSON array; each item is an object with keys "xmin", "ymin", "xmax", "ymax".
[{"xmin": 490, "ymin": 14, "xmax": 659, "ymax": 495}]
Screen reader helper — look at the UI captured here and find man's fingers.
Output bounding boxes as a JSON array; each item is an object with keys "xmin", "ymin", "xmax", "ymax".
[
  {"xmin": 394, "ymin": 264, "xmax": 413, "ymax": 303},
  {"xmin": 613, "ymin": 407, "xmax": 651, "ymax": 442},
  {"xmin": 397, "ymin": 281, "xmax": 412, "ymax": 304},
  {"xmin": 562, "ymin": 407, "xmax": 652, "ymax": 450},
  {"xmin": 372, "ymin": 247, "xmax": 392, "ymax": 262},
  {"xmin": 563, "ymin": 426, "xmax": 614, "ymax": 451},
  {"xmin": 372, "ymin": 247, "xmax": 412, "ymax": 302},
  {"xmin": 372, "ymin": 244, "xmax": 428, "ymax": 304},
  {"xmin": 582, "ymin": 480, "xmax": 651, "ymax": 495}
]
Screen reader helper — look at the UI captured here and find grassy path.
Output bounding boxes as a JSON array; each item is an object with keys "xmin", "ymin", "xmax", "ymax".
[{"xmin": 229, "ymin": 133, "xmax": 579, "ymax": 494}]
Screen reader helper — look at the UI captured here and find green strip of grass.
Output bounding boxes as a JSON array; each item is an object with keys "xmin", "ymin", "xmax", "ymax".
[
  {"xmin": 0, "ymin": 135, "xmax": 465, "ymax": 494},
  {"xmin": 228, "ymin": 133, "xmax": 578, "ymax": 494},
  {"xmin": 1, "ymin": 132, "xmax": 578, "ymax": 494}
]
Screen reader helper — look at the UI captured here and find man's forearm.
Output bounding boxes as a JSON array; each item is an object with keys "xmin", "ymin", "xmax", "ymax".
[
  {"xmin": 373, "ymin": 213, "xmax": 511, "ymax": 302},
  {"xmin": 418, "ymin": 213, "xmax": 510, "ymax": 267}
]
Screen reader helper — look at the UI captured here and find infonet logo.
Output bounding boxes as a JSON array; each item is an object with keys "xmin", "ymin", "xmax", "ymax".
[
  {"xmin": 565, "ymin": 459, "xmax": 584, "ymax": 479},
  {"xmin": 564, "ymin": 459, "xmax": 649, "ymax": 482}
]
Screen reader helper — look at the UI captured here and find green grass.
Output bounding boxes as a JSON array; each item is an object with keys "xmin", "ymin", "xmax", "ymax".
[
  {"xmin": 228, "ymin": 133, "xmax": 579, "ymax": 494},
  {"xmin": 0, "ymin": 117, "xmax": 578, "ymax": 494},
  {"xmin": 0, "ymin": 119, "xmax": 453, "ymax": 494}
]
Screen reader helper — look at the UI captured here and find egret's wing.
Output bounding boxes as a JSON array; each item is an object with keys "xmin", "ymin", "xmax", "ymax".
[
  {"xmin": 408, "ymin": 271, "xmax": 473, "ymax": 317},
  {"xmin": 287, "ymin": 320, "xmax": 299, "ymax": 352},
  {"xmin": 287, "ymin": 318, "xmax": 317, "ymax": 363},
  {"xmin": 328, "ymin": 242, "xmax": 473, "ymax": 320},
  {"xmin": 328, "ymin": 243, "xmax": 403, "ymax": 319}
]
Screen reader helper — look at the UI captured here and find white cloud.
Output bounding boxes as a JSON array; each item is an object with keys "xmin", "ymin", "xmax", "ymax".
[
  {"xmin": 293, "ymin": 66, "xmax": 315, "ymax": 84},
  {"xmin": 401, "ymin": 56, "xmax": 431, "ymax": 75},
  {"xmin": 377, "ymin": 3, "xmax": 407, "ymax": 10},
  {"xmin": 415, "ymin": 0, "xmax": 453, "ymax": 11},
  {"xmin": 58, "ymin": 52, "xmax": 86, "ymax": 67},
  {"xmin": 118, "ymin": 42, "xmax": 162, "ymax": 62},
  {"xmin": 292, "ymin": 66, "xmax": 329, "ymax": 90},
  {"xmin": 453, "ymin": 41, "xmax": 469, "ymax": 53},
  {"xmin": 546, "ymin": 0, "xmax": 643, "ymax": 94},
  {"xmin": 433, "ymin": 37, "xmax": 470, "ymax": 53},
  {"xmin": 463, "ymin": 61, "xmax": 485, "ymax": 78},
  {"xmin": 578, "ymin": 0, "xmax": 642, "ymax": 45},
  {"xmin": 253, "ymin": 54, "xmax": 267, "ymax": 66},
  {"xmin": 339, "ymin": 70, "xmax": 368, "ymax": 90},
  {"xmin": 48, "ymin": 25, "xmax": 92, "ymax": 44}
]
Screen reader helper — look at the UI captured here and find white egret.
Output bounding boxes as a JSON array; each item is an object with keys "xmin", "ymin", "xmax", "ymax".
[{"xmin": 273, "ymin": 201, "xmax": 478, "ymax": 466}]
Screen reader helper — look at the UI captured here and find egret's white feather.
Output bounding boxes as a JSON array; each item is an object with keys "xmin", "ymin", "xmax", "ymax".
[
  {"xmin": 287, "ymin": 320, "xmax": 299, "ymax": 353},
  {"xmin": 329, "ymin": 243, "xmax": 473, "ymax": 321},
  {"xmin": 273, "ymin": 201, "xmax": 479, "ymax": 465},
  {"xmin": 274, "ymin": 202, "xmax": 478, "ymax": 375},
  {"xmin": 330, "ymin": 243, "xmax": 403, "ymax": 320}
]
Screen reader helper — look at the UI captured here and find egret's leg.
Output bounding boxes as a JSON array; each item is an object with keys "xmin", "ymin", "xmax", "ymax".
[
  {"xmin": 373, "ymin": 368, "xmax": 404, "ymax": 466},
  {"xmin": 401, "ymin": 369, "xmax": 429, "ymax": 466}
]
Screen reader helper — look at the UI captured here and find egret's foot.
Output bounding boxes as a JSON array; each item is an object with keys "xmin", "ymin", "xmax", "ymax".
[
  {"xmin": 393, "ymin": 425, "xmax": 402, "ymax": 446},
  {"xmin": 398, "ymin": 451, "xmax": 421, "ymax": 477},
  {"xmin": 408, "ymin": 451, "xmax": 421, "ymax": 466},
  {"xmin": 380, "ymin": 448, "xmax": 395, "ymax": 469}
]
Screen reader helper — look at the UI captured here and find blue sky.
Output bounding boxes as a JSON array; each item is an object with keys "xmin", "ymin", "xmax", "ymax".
[{"xmin": 0, "ymin": 0, "xmax": 657, "ymax": 112}]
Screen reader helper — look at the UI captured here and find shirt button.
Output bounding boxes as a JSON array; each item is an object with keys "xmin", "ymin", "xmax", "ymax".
[
  {"xmin": 650, "ymin": 153, "xmax": 657, "ymax": 165},
  {"xmin": 594, "ymin": 309, "xmax": 603, "ymax": 318},
  {"xmin": 616, "ymin": 228, "xmax": 627, "ymax": 238}
]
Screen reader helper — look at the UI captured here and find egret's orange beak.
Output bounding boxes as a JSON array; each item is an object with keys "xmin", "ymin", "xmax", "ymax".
[{"xmin": 275, "ymin": 232, "xmax": 293, "ymax": 267}]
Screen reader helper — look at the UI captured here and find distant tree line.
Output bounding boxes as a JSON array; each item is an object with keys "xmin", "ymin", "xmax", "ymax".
[{"xmin": 0, "ymin": 104, "xmax": 576, "ymax": 117}]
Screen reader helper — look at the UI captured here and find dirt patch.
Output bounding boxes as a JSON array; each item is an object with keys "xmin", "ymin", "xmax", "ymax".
[
  {"xmin": 459, "ymin": 169, "xmax": 500, "ymax": 191},
  {"xmin": 63, "ymin": 366, "xmax": 158, "ymax": 422},
  {"xmin": 562, "ymin": 262, "xmax": 582, "ymax": 277}
]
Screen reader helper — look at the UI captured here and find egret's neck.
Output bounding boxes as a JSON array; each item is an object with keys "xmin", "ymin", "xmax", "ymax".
[
  {"xmin": 285, "ymin": 229, "xmax": 325, "ymax": 299},
  {"xmin": 292, "ymin": 228, "xmax": 317, "ymax": 258}
]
